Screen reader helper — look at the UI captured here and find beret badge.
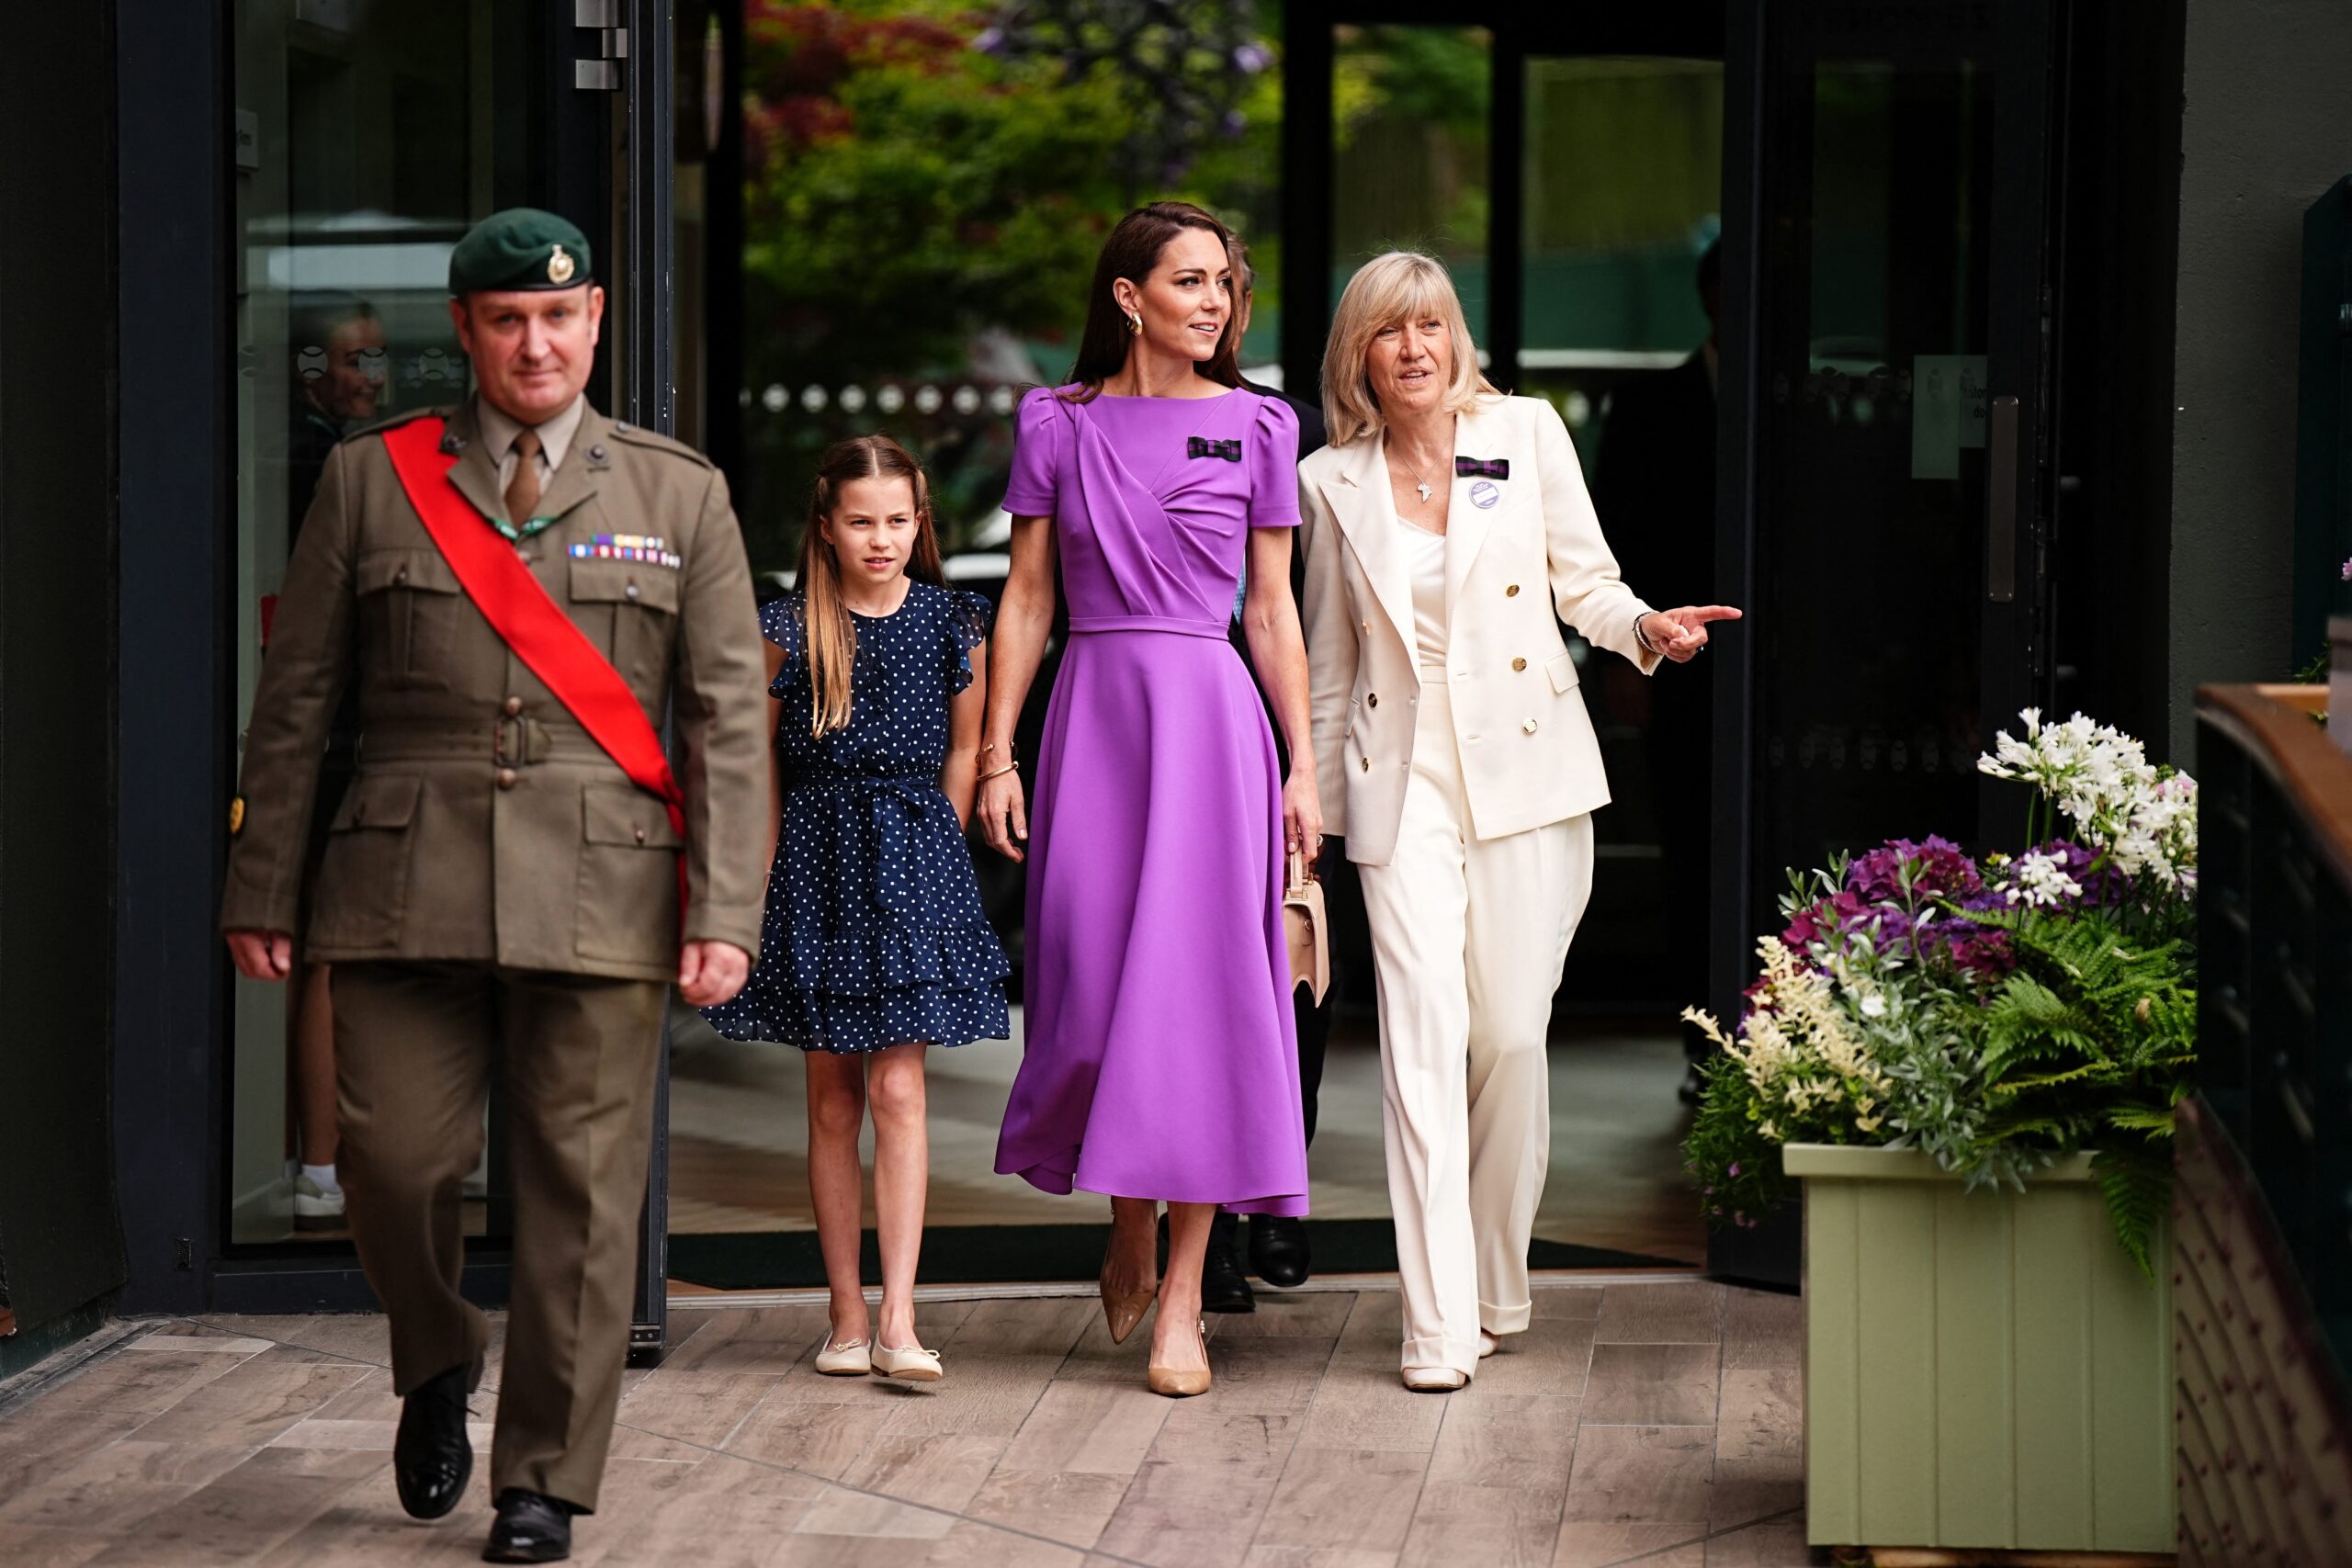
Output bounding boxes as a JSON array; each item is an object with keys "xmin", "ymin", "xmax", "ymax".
[{"xmin": 547, "ymin": 243, "xmax": 576, "ymax": 285}]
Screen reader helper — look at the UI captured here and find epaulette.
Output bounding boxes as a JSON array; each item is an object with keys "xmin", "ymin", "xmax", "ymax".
[
  {"xmin": 344, "ymin": 405, "xmax": 455, "ymax": 443},
  {"xmin": 606, "ymin": 421, "xmax": 715, "ymax": 469}
]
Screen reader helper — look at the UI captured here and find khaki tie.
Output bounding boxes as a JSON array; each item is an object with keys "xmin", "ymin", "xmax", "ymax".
[{"xmin": 505, "ymin": 427, "xmax": 543, "ymax": 528}]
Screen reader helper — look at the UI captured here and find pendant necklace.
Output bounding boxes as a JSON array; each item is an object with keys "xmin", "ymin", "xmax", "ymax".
[{"xmin": 1400, "ymin": 452, "xmax": 1434, "ymax": 504}]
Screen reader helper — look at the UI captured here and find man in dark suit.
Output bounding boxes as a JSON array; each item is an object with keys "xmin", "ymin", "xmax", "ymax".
[
  {"xmin": 1199, "ymin": 249, "xmax": 1334, "ymax": 1312},
  {"xmin": 1591, "ymin": 238, "xmax": 1720, "ymax": 1099}
]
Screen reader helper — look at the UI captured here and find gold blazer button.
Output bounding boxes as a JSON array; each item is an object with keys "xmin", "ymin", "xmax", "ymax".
[
  {"xmin": 1521, "ymin": 717, "xmax": 1538, "ymax": 734},
  {"xmin": 1511, "ymin": 657, "xmax": 1527, "ymax": 671},
  {"xmin": 1360, "ymin": 756, "xmax": 1371, "ymax": 772},
  {"xmin": 1366, "ymin": 693, "xmax": 1379, "ymax": 707},
  {"xmin": 1505, "ymin": 584, "xmax": 1521, "ymax": 597}
]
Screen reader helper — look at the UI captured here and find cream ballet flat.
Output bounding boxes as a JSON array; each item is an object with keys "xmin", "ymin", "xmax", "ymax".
[
  {"xmin": 872, "ymin": 1344, "xmax": 944, "ymax": 1382},
  {"xmin": 814, "ymin": 1336, "xmax": 871, "ymax": 1376},
  {"xmin": 1402, "ymin": 1366, "xmax": 1469, "ymax": 1393},
  {"xmin": 1479, "ymin": 1331, "xmax": 1499, "ymax": 1359}
]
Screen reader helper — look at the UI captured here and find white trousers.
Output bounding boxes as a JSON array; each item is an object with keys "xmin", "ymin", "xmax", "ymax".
[{"xmin": 1356, "ymin": 681, "xmax": 1595, "ymax": 1375}]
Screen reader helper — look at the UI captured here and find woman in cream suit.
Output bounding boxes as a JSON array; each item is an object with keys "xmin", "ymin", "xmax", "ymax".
[{"xmin": 1299, "ymin": 252, "xmax": 1738, "ymax": 1390}]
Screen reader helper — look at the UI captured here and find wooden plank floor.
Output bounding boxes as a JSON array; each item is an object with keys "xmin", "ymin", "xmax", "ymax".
[{"xmin": 0, "ymin": 1280, "xmax": 1803, "ymax": 1565}]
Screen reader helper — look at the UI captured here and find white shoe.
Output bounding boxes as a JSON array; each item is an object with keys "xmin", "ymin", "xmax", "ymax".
[
  {"xmin": 814, "ymin": 1336, "xmax": 871, "ymax": 1376},
  {"xmin": 1478, "ymin": 1331, "xmax": 1499, "ymax": 1359},
  {"xmin": 873, "ymin": 1344, "xmax": 944, "ymax": 1382},
  {"xmin": 292, "ymin": 1174, "xmax": 345, "ymax": 1228},
  {"xmin": 1401, "ymin": 1366, "xmax": 1467, "ymax": 1392}
]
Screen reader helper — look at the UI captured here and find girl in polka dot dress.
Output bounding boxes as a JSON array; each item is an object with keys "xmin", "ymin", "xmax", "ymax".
[{"xmin": 703, "ymin": 434, "xmax": 1010, "ymax": 1382}]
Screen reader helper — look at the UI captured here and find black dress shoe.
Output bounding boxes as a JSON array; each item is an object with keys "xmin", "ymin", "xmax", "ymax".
[
  {"xmin": 1202, "ymin": 1225, "xmax": 1255, "ymax": 1314},
  {"xmin": 394, "ymin": 1360, "xmax": 474, "ymax": 1521},
  {"xmin": 483, "ymin": 1489, "xmax": 574, "ymax": 1563},
  {"xmin": 1249, "ymin": 1214, "xmax": 1312, "ymax": 1288}
]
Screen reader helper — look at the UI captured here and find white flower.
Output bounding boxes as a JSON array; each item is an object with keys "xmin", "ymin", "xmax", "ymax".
[{"xmin": 2006, "ymin": 849, "xmax": 2084, "ymax": 908}]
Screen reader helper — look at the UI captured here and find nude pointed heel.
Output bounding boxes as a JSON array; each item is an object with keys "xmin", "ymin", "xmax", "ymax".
[
  {"xmin": 1100, "ymin": 1267, "xmax": 1157, "ymax": 1346},
  {"xmin": 1148, "ymin": 1320, "xmax": 1212, "ymax": 1399}
]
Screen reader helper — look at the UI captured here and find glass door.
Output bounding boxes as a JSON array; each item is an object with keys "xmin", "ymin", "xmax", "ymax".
[
  {"xmin": 223, "ymin": 0, "xmax": 617, "ymax": 1286},
  {"xmin": 1712, "ymin": 0, "xmax": 2057, "ymax": 1280}
]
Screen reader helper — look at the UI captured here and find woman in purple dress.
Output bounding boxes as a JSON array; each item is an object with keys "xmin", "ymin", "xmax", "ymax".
[{"xmin": 978, "ymin": 203, "xmax": 1318, "ymax": 1397}]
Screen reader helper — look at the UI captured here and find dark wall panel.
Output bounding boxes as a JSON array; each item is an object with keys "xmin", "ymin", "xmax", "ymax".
[{"xmin": 0, "ymin": 6, "xmax": 129, "ymax": 1359}]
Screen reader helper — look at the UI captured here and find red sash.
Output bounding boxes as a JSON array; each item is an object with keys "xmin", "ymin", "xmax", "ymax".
[{"xmin": 381, "ymin": 415, "xmax": 689, "ymax": 924}]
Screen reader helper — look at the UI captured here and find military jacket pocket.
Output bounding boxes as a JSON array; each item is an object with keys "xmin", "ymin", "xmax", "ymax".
[
  {"xmin": 569, "ymin": 558, "xmax": 680, "ymax": 689},
  {"xmin": 356, "ymin": 547, "xmax": 463, "ymax": 689},
  {"xmin": 574, "ymin": 783, "xmax": 682, "ymax": 965},
  {"xmin": 311, "ymin": 772, "xmax": 423, "ymax": 952}
]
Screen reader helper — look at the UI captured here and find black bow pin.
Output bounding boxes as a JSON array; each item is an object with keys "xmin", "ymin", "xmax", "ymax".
[
  {"xmin": 1455, "ymin": 457, "xmax": 1509, "ymax": 479},
  {"xmin": 1188, "ymin": 436, "xmax": 1243, "ymax": 462}
]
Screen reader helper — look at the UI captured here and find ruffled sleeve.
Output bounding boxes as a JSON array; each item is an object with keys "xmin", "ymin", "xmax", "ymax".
[
  {"xmin": 946, "ymin": 587, "xmax": 993, "ymax": 695},
  {"xmin": 1247, "ymin": 392, "xmax": 1303, "ymax": 528},
  {"xmin": 1001, "ymin": 386, "xmax": 1068, "ymax": 517},
  {"xmin": 759, "ymin": 592, "xmax": 804, "ymax": 699}
]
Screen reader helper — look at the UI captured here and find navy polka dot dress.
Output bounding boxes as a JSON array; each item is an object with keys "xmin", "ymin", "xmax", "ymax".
[{"xmin": 702, "ymin": 580, "xmax": 1011, "ymax": 1054}]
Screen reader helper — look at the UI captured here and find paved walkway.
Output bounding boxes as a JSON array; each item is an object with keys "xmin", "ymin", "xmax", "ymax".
[{"xmin": 0, "ymin": 1279, "xmax": 1804, "ymax": 1566}]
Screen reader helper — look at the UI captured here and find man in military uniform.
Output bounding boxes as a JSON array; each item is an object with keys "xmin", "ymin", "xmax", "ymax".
[{"xmin": 222, "ymin": 209, "xmax": 769, "ymax": 1563}]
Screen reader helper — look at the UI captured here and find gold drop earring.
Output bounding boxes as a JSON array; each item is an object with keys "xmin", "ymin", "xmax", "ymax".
[{"xmin": 1126, "ymin": 310, "xmax": 1142, "ymax": 336}]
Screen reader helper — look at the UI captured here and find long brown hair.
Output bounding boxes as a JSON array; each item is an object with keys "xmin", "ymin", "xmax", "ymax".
[
  {"xmin": 797, "ymin": 434, "xmax": 944, "ymax": 736},
  {"xmin": 1060, "ymin": 201, "xmax": 1244, "ymax": 402}
]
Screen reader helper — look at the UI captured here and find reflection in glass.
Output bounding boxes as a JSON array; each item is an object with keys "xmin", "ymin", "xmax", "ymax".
[
  {"xmin": 1751, "ymin": 49, "xmax": 1994, "ymax": 937},
  {"xmin": 230, "ymin": 0, "xmax": 530, "ymax": 1246},
  {"xmin": 1329, "ymin": 26, "xmax": 1492, "ymax": 344}
]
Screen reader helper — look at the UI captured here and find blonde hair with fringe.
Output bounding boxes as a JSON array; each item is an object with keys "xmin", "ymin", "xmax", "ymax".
[
  {"xmin": 1320, "ymin": 251, "xmax": 1499, "ymax": 446},
  {"xmin": 797, "ymin": 434, "xmax": 945, "ymax": 736}
]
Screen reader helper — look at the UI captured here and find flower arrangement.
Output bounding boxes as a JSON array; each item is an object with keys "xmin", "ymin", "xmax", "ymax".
[{"xmin": 1683, "ymin": 710, "xmax": 2199, "ymax": 1274}]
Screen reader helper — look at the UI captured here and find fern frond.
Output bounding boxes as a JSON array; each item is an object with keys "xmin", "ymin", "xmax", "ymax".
[{"xmin": 2092, "ymin": 1148, "xmax": 2171, "ymax": 1280}]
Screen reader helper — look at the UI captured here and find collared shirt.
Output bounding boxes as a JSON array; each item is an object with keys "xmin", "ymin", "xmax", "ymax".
[{"xmin": 475, "ymin": 392, "xmax": 587, "ymax": 515}]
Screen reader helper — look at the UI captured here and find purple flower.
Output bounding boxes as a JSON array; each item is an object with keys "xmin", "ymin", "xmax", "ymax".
[
  {"xmin": 972, "ymin": 26, "xmax": 1003, "ymax": 53},
  {"xmin": 1234, "ymin": 42, "xmax": 1272, "ymax": 73},
  {"xmin": 1726, "ymin": 1163, "xmax": 1741, "ymax": 1178},
  {"xmin": 2342, "ymin": 555, "xmax": 2351, "ymax": 582}
]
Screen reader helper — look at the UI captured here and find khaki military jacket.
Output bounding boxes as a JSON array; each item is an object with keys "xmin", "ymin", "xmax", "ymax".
[{"xmin": 220, "ymin": 398, "xmax": 771, "ymax": 982}]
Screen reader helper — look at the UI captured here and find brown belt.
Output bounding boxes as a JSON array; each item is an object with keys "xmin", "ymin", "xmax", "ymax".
[{"xmin": 359, "ymin": 717, "xmax": 614, "ymax": 766}]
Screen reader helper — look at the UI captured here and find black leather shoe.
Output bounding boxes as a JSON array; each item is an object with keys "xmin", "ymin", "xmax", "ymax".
[
  {"xmin": 1203, "ymin": 1226, "xmax": 1255, "ymax": 1314},
  {"xmin": 393, "ymin": 1360, "xmax": 474, "ymax": 1521},
  {"xmin": 1249, "ymin": 1214, "xmax": 1312, "ymax": 1289},
  {"xmin": 483, "ymin": 1489, "xmax": 574, "ymax": 1563}
]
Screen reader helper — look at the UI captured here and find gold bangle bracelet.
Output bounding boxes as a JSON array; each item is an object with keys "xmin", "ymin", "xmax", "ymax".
[{"xmin": 977, "ymin": 762, "xmax": 1020, "ymax": 783}]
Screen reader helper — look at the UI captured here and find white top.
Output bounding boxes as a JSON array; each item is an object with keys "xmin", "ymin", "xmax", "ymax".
[{"xmin": 1398, "ymin": 517, "xmax": 1449, "ymax": 667}]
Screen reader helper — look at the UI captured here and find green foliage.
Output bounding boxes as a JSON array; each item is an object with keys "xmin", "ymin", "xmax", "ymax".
[{"xmin": 732, "ymin": 0, "xmax": 1283, "ymax": 566}]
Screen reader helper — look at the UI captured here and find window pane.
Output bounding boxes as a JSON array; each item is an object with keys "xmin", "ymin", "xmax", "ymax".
[
  {"xmin": 228, "ymin": 0, "xmax": 537, "ymax": 1247},
  {"xmin": 1330, "ymin": 25, "xmax": 1493, "ymax": 346}
]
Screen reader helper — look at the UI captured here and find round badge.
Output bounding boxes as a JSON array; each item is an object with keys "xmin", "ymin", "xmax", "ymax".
[
  {"xmin": 228, "ymin": 796, "xmax": 246, "ymax": 836},
  {"xmin": 1470, "ymin": 479, "xmax": 1500, "ymax": 510},
  {"xmin": 547, "ymin": 243, "xmax": 576, "ymax": 284}
]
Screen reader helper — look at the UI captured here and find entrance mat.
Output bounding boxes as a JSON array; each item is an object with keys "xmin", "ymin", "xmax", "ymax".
[{"xmin": 667, "ymin": 1220, "xmax": 1690, "ymax": 1292}]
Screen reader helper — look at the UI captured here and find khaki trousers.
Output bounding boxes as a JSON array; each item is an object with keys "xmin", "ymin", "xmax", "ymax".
[
  {"xmin": 332, "ymin": 962, "xmax": 666, "ymax": 1512},
  {"xmin": 1355, "ymin": 682, "xmax": 1594, "ymax": 1375}
]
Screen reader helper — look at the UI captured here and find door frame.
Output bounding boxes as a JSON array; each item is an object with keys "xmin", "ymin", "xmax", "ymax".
[{"xmin": 112, "ymin": 0, "xmax": 663, "ymax": 1320}]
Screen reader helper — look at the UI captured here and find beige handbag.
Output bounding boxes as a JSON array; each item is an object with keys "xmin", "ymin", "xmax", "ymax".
[{"xmin": 1283, "ymin": 846, "xmax": 1329, "ymax": 1005}]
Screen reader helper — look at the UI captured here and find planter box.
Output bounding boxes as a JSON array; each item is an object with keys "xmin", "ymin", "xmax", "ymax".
[{"xmin": 1786, "ymin": 1144, "xmax": 2175, "ymax": 1554}]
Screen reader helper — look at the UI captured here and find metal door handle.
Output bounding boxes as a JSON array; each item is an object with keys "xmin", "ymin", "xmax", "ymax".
[{"xmin": 1987, "ymin": 394, "xmax": 2018, "ymax": 604}]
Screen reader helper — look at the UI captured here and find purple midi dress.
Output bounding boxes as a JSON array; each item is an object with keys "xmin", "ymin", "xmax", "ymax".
[{"xmin": 992, "ymin": 384, "xmax": 1311, "ymax": 1216}]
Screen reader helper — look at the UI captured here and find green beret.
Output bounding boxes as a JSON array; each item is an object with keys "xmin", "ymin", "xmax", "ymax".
[{"xmin": 447, "ymin": 208, "xmax": 594, "ymax": 295}]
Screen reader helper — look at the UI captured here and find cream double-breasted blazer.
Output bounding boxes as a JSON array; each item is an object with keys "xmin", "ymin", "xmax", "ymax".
[{"xmin": 1299, "ymin": 394, "xmax": 1662, "ymax": 867}]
